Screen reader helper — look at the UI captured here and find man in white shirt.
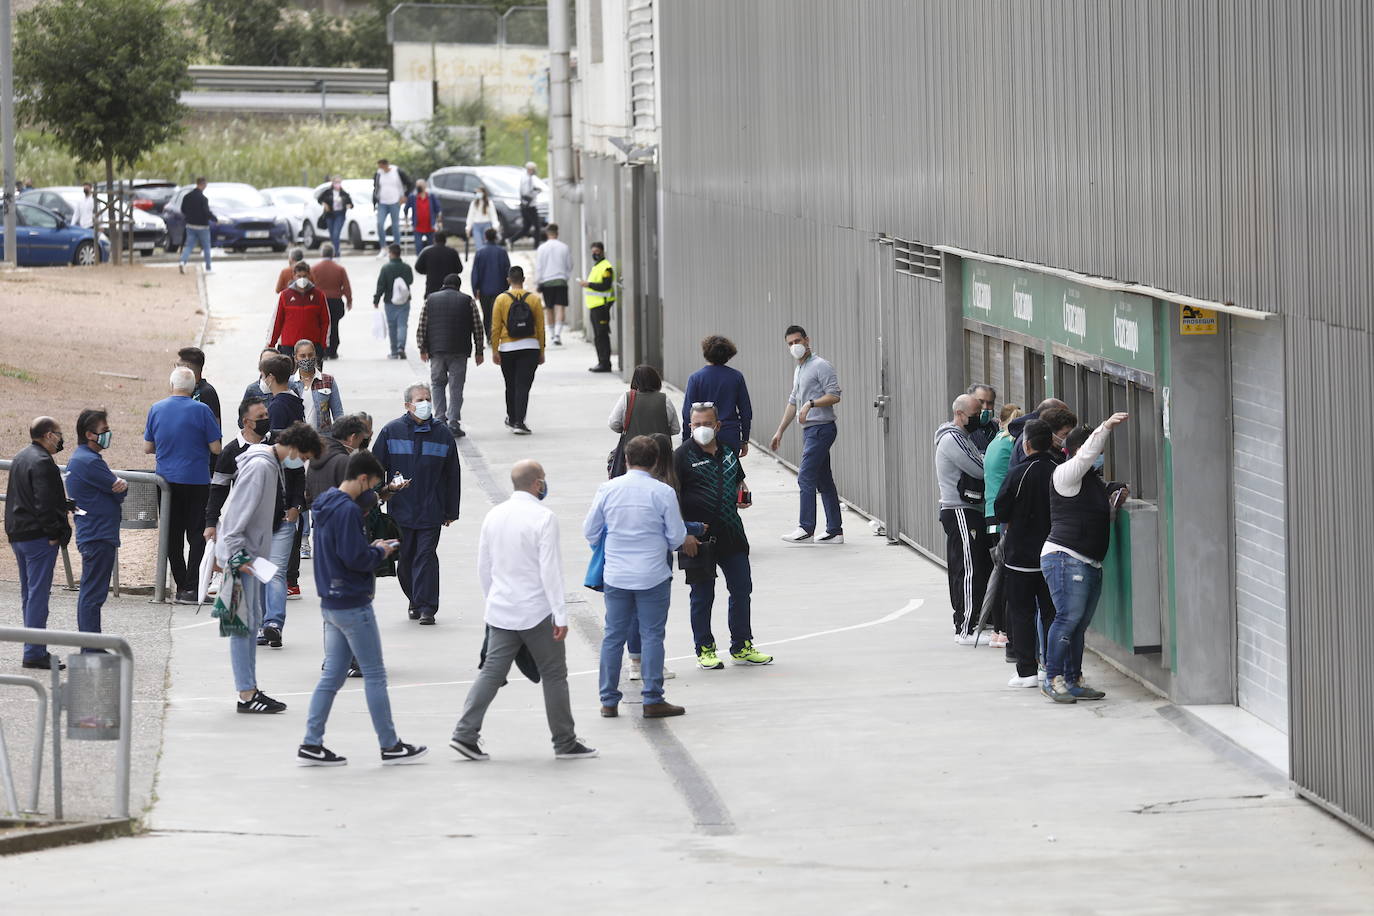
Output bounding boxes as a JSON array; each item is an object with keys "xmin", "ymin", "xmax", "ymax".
[
  {"xmin": 449, "ymin": 460, "xmax": 598, "ymax": 761},
  {"xmin": 509, "ymin": 161, "xmax": 544, "ymax": 248},
  {"xmin": 75, "ymin": 183, "xmax": 95, "ymax": 229},
  {"xmin": 533, "ymin": 222, "xmax": 574, "ymax": 345},
  {"xmin": 371, "ymin": 159, "xmax": 411, "ymax": 254}
]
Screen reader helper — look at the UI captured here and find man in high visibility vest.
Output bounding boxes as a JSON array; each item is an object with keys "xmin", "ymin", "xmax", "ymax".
[{"xmin": 579, "ymin": 241, "xmax": 616, "ymax": 373}]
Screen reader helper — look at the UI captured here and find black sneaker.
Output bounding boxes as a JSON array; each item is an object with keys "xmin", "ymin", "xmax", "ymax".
[
  {"xmin": 237, "ymin": 690, "xmax": 287, "ymax": 714},
  {"xmin": 256, "ymin": 630, "xmax": 269, "ymax": 647},
  {"xmin": 418, "ymin": 613, "xmax": 436, "ymax": 626},
  {"xmin": 504, "ymin": 416, "xmax": 513, "ymax": 428},
  {"xmin": 347, "ymin": 661, "xmax": 363, "ymax": 678},
  {"xmin": 263, "ymin": 625, "xmax": 283, "ymax": 649},
  {"xmin": 407, "ymin": 609, "xmax": 422, "ymax": 620},
  {"xmin": 449, "ymin": 737, "xmax": 489, "ymax": 761},
  {"xmin": 297, "ymin": 744, "xmax": 347, "ymax": 767},
  {"xmin": 588, "ymin": 365, "xmax": 613, "ymax": 373},
  {"xmin": 21, "ymin": 654, "xmax": 65, "ymax": 671},
  {"xmin": 555, "ymin": 742, "xmax": 599, "ymax": 760},
  {"xmin": 381, "ymin": 741, "xmax": 429, "ymax": 765},
  {"xmin": 451, "ymin": 425, "xmax": 466, "ymax": 438},
  {"xmin": 513, "ymin": 423, "xmax": 532, "ymax": 435},
  {"xmin": 174, "ymin": 589, "xmax": 198, "ymax": 605}
]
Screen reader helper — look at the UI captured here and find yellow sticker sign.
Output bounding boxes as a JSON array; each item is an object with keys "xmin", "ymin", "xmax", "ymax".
[{"xmin": 1180, "ymin": 305, "xmax": 1218, "ymax": 336}]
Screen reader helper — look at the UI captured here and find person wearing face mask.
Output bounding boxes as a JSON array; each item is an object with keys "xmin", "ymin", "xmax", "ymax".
[
  {"xmin": 65, "ymin": 409, "xmax": 129, "ymax": 645},
  {"xmin": 242, "ymin": 348, "xmax": 282, "ymax": 405},
  {"xmin": 214, "ymin": 421, "xmax": 322, "ymax": 714},
  {"xmin": 292, "ymin": 339, "xmax": 343, "ymax": 433},
  {"xmin": 316, "ymin": 177, "xmax": 353, "ymax": 252},
  {"xmin": 5, "ymin": 417, "xmax": 74, "ymax": 669},
  {"xmin": 964, "ymin": 384, "xmax": 1000, "ymax": 452},
  {"xmin": 449, "ymin": 460, "xmax": 597, "ymax": 762},
  {"xmin": 580, "ymin": 241, "xmax": 616, "ymax": 372},
  {"xmin": 770, "ymin": 325, "xmax": 844, "ymax": 545},
  {"xmin": 675, "ymin": 405, "xmax": 773, "ymax": 669},
  {"xmin": 934, "ymin": 393, "xmax": 993, "ymax": 644},
  {"xmin": 268, "ymin": 262, "xmax": 331, "ymax": 360},
  {"xmin": 1008, "ymin": 400, "xmax": 1074, "ymax": 472},
  {"xmin": 274, "ymin": 248, "xmax": 312, "ymax": 295},
  {"xmin": 205, "ymin": 398, "xmax": 270, "ymax": 549},
  {"xmin": 490, "ymin": 265, "xmax": 545, "ymax": 435},
  {"xmin": 371, "ymin": 384, "xmax": 461, "ymax": 625},
  {"xmin": 465, "ymin": 185, "xmax": 499, "ymax": 249}
]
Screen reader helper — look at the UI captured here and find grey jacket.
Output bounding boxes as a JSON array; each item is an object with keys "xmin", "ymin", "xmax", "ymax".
[
  {"xmin": 215, "ymin": 445, "xmax": 282, "ymax": 565},
  {"xmin": 934, "ymin": 421, "xmax": 985, "ymax": 510}
]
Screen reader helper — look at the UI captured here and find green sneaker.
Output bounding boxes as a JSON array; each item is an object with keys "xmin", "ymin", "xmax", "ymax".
[
  {"xmin": 730, "ymin": 641, "xmax": 774, "ymax": 666},
  {"xmin": 696, "ymin": 644, "xmax": 724, "ymax": 670}
]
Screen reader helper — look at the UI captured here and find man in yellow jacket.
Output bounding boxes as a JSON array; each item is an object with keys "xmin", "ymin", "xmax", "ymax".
[
  {"xmin": 491, "ymin": 265, "xmax": 546, "ymax": 435},
  {"xmin": 579, "ymin": 241, "xmax": 615, "ymax": 373}
]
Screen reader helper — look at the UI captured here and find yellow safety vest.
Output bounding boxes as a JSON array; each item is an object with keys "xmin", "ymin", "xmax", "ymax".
[{"xmin": 584, "ymin": 258, "xmax": 615, "ymax": 309}]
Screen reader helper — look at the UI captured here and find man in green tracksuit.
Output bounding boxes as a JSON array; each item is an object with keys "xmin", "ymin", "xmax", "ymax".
[{"xmin": 374, "ymin": 244, "xmax": 415, "ymax": 360}]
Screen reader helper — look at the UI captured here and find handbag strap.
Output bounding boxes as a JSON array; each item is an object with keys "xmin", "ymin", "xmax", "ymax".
[{"xmin": 624, "ymin": 390, "xmax": 637, "ymax": 430}]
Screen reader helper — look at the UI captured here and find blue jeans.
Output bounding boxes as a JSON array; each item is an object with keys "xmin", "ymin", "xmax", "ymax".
[
  {"xmin": 414, "ymin": 231, "xmax": 433, "ymax": 252},
  {"xmin": 304, "ymin": 604, "xmax": 399, "ymax": 749},
  {"xmin": 326, "ymin": 211, "xmax": 346, "ymax": 250},
  {"xmin": 1041, "ymin": 552, "xmax": 1104, "ymax": 682},
  {"xmin": 688, "ymin": 550, "xmax": 753, "ymax": 652},
  {"xmin": 375, "ymin": 202, "xmax": 401, "ymax": 247},
  {"xmin": 180, "ymin": 226, "xmax": 212, "ymax": 268},
  {"xmin": 264, "ymin": 521, "xmax": 295, "ymax": 630},
  {"xmin": 600, "ymin": 578, "xmax": 671, "ymax": 706},
  {"xmin": 228, "ymin": 571, "xmax": 266, "ymax": 692},
  {"xmin": 798, "ymin": 421, "xmax": 842, "ymax": 535},
  {"xmin": 385, "ymin": 301, "xmax": 410, "ymax": 356},
  {"xmin": 13, "ymin": 539, "xmax": 59, "ymax": 663},
  {"xmin": 77, "ymin": 541, "xmax": 117, "ymax": 647}
]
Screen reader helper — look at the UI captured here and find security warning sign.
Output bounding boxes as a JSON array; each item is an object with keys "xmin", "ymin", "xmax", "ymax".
[{"xmin": 1180, "ymin": 305, "xmax": 1218, "ymax": 336}]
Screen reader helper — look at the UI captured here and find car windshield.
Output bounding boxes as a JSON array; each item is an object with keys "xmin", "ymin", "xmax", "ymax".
[
  {"xmin": 207, "ymin": 185, "xmax": 270, "ymax": 209},
  {"xmin": 475, "ymin": 171, "xmax": 522, "ymax": 198},
  {"xmin": 270, "ymin": 191, "xmax": 309, "ymax": 205}
]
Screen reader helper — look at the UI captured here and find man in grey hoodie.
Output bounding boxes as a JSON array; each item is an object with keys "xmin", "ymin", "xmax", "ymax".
[
  {"xmin": 934, "ymin": 394, "xmax": 992, "ymax": 644},
  {"xmin": 215, "ymin": 422, "xmax": 322, "ymax": 713}
]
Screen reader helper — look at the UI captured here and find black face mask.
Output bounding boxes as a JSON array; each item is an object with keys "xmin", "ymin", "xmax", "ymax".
[
  {"xmin": 252, "ymin": 417, "xmax": 271, "ymax": 438},
  {"xmin": 359, "ymin": 437, "xmax": 371, "ymax": 451},
  {"xmin": 52, "ymin": 435, "xmax": 65, "ymax": 454}
]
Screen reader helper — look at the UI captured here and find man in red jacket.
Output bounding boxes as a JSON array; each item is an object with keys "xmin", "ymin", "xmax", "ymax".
[{"xmin": 269, "ymin": 261, "xmax": 331, "ymax": 358}]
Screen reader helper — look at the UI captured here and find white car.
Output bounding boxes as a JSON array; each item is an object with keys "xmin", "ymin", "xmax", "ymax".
[
  {"xmin": 262, "ymin": 186, "xmax": 326, "ymax": 250},
  {"xmin": 311, "ymin": 179, "xmax": 412, "ymax": 251}
]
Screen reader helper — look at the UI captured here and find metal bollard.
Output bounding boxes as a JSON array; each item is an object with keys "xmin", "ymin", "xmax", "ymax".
[{"xmin": 65, "ymin": 654, "xmax": 121, "ymax": 740}]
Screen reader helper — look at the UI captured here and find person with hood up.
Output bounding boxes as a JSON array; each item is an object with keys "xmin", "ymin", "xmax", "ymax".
[
  {"xmin": 269, "ymin": 261, "xmax": 330, "ymax": 356},
  {"xmin": 934, "ymin": 393, "xmax": 992, "ymax": 644}
]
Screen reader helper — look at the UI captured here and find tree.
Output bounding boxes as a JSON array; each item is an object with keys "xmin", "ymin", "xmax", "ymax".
[
  {"xmin": 194, "ymin": 0, "xmax": 300, "ymax": 67},
  {"xmin": 15, "ymin": 0, "xmax": 194, "ymax": 264}
]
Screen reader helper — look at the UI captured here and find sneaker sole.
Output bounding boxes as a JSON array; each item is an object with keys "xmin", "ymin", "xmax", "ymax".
[
  {"xmin": 555, "ymin": 750, "xmax": 600, "ymax": 760},
  {"xmin": 381, "ymin": 747, "xmax": 430, "ymax": 766},
  {"xmin": 730, "ymin": 657, "xmax": 774, "ymax": 665},
  {"xmin": 449, "ymin": 740, "xmax": 489, "ymax": 761},
  {"xmin": 237, "ymin": 706, "xmax": 286, "ymax": 714},
  {"xmin": 697, "ymin": 661, "xmax": 725, "ymax": 670},
  {"xmin": 1042, "ymin": 690, "xmax": 1077, "ymax": 704},
  {"xmin": 297, "ymin": 757, "xmax": 347, "ymax": 767}
]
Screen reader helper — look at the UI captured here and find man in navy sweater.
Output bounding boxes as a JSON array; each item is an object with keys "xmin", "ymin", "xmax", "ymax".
[{"xmin": 299, "ymin": 450, "xmax": 427, "ymax": 767}]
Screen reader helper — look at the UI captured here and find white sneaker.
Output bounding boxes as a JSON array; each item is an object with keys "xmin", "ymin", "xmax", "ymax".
[
  {"xmin": 781, "ymin": 528, "xmax": 813, "ymax": 544},
  {"xmin": 815, "ymin": 532, "xmax": 844, "ymax": 545},
  {"xmin": 663, "ymin": 666, "xmax": 677, "ymax": 680},
  {"xmin": 953, "ymin": 633, "xmax": 978, "ymax": 646},
  {"xmin": 627, "ymin": 658, "xmax": 642, "ymax": 681},
  {"xmin": 1008, "ymin": 674, "xmax": 1040, "ymax": 688},
  {"xmin": 207, "ymin": 571, "xmax": 222, "ymax": 597}
]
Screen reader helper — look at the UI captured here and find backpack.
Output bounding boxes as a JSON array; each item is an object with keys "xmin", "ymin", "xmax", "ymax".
[
  {"xmin": 391, "ymin": 274, "xmax": 410, "ymax": 305},
  {"xmin": 505, "ymin": 291, "xmax": 535, "ymax": 337}
]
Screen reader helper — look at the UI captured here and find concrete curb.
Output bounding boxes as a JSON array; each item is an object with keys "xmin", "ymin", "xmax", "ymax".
[{"xmin": 0, "ymin": 817, "xmax": 137, "ymax": 856}]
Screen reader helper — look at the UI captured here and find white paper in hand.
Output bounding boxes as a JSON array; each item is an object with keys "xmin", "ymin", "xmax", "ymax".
[{"xmin": 248, "ymin": 557, "xmax": 278, "ymax": 584}]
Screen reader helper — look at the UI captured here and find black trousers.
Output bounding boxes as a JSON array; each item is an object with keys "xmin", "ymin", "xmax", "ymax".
[
  {"xmin": 325, "ymin": 297, "xmax": 346, "ymax": 358},
  {"xmin": 590, "ymin": 304, "xmax": 613, "ymax": 368},
  {"xmin": 1003, "ymin": 567, "xmax": 1057, "ymax": 677},
  {"xmin": 510, "ymin": 204, "xmax": 543, "ymax": 246},
  {"xmin": 499, "ymin": 348, "xmax": 540, "ymax": 425},
  {"xmin": 287, "ymin": 513, "xmax": 303, "ymax": 586},
  {"xmin": 479, "ymin": 294, "xmax": 498, "ymax": 342},
  {"xmin": 167, "ymin": 482, "xmax": 209, "ymax": 593},
  {"xmin": 939, "ymin": 507, "xmax": 992, "ymax": 636},
  {"xmin": 398, "ymin": 525, "xmax": 442, "ymax": 617}
]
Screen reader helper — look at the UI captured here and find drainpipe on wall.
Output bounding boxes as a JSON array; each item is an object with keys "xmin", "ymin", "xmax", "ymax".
[{"xmin": 547, "ymin": 0, "xmax": 584, "ymax": 332}]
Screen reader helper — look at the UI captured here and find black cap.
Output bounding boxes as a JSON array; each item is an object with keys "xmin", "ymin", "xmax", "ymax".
[{"xmin": 442, "ymin": 273, "xmax": 462, "ymax": 289}]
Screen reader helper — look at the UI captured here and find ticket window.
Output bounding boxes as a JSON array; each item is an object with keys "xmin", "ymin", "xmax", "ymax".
[
  {"xmin": 965, "ymin": 331, "xmax": 1042, "ymax": 412},
  {"xmin": 1054, "ymin": 355, "xmax": 1160, "ymax": 502}
]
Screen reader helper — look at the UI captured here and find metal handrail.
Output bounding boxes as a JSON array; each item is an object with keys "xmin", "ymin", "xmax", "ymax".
[
  {"xmin": 0, "ymin": 674, "xmax": 46, "ymax": 815},
  {"xmin": 0, "ymin": 627, "xmax": 133, "ymax": 820}
]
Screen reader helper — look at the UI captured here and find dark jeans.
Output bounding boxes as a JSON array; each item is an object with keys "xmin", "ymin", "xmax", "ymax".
[
  {"xmin": 479, "ymin": 295, "xmax": 499, "ymax": 343},
  {"xmin": 939, "ymin": 506, "xmax": 992, "ymax": 636},
  {"xmin": 77, "ymin": 540, "xmax": 117, "ymax": 644},
  {"xmin": 688, "ymin": 549, "xmax": 753, "ymax": 653},
  {"xmin": 499, "ymin": 348, "xmax": 539, "ymax": 425},
  {"xmin": 798, "ymin": 421, "xmax": 842, "ymax": 535},
  {"xmin": 510, "ymin": 204, "xmax": 543, "ymax": 246},
  {"xmin": 1041, "ymin": 552, "xmax": 1104, "ymax": 682},
  {"xmin": 13, "ymin": 539, "xmax": 59, "ymax": 662},
  {"xmin": 325, "ymin": 297, "xmax": 346, "ymax": 359},
  {"xmin": 1003, "ymin": 567, "xmax": 1057, "ymax": 677},
  {"xmin": 287, "ymin": 512, "xmax": 304, "ymax": 587},
  {"xmin": 590, "ymin": 303, "xmax": 613, "ymax": 367},
  {"xmin": 326, "ymin": 210, "xmax": 346, "ymax": 250},
  {"xmin": 167, "ymin": 482, "xmax": 209, "ymax": 593},
  {"xmin": 398, "ymin": 525, "xmax": 442, "ymax": 617}
]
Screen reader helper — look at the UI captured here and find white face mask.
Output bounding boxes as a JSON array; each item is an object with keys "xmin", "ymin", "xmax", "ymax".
[
  {"xmin": 294, "ymin": 277, "xmax": 310, "ymax": 290},
  {"xmin": 259, "ymin": 377, "xmax": 271, "ymax": 394},
  {"xmin": 413, "ymin": 400, "xmax": 433, "ymax": 421},
  {"xmin": 789, "ymin": 342, "xmax": 807, "ymax": 360},
  {"xmin": 692, "ymin": 425, "xmax": 717, "ymax": 446}
]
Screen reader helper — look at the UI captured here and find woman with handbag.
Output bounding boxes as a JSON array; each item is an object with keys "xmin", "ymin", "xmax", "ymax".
[{"xmin": 607, "ymin": 365, "xmax": 681, "ymax": 477}]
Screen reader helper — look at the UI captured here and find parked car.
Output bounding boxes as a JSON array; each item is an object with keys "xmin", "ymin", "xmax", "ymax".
[
  {"xmin": 20, "ymin": 187, "xmax": 166, "ymax": 255},
  {"xmin": 310, "ymin": 178, "xmax": 411, "ymax": 251},
  {"xmin": 162, "ymin": 183, "xmax": 292, "ymax": 253},
  {"xmin": 427, "ymin": 165, "xmax": 551, "ymax": 240},
  {"xmin": 262, "ymin": 186, "xmax": 325, "ymax": 250},
  {"xmin": 95, "ymin": 178, "xmax": 178, "ymax": 215},
  {"xmin": 0, "ymin": 202, "xmax": 109, "ymax": 266}
]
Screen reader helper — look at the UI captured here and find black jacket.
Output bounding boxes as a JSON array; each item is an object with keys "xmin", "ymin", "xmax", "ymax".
[
  {"xmin": 4, "ymin": 443, "xmax": 71, "ymax": 545},
  {"xmin": 994, "ymin": 450, "xmax": 1056, "ymax": 570},
  {"xmin": 414, "ymin": 243, "xmax": 464, "ymax": 297},
  {"xmin": 181, "ymin": 187, "xmax": 216, "ymax": 226},
  {"xmin": 417, "ymin": 288, "xmax": 483, "ymax": 357},
  {"xmin": 316, "ymin": 186, "xmax": 354, "ymax": 212}
]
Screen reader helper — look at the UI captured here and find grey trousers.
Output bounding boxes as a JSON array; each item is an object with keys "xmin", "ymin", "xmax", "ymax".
[
  {"xmin": 429, "ymin": 352, "xmax": 469, "ymax": 426},
  {"xmin": 452, "ymin": 615, "xmax": 577, "ymax": 753}
]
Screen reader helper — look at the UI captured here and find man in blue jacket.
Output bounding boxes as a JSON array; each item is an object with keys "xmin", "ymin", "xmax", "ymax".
[
  {"xmin": 470, "ymin": 227, "xmax": 511, "ymax": 344},
  {"xmin": 66, "ymin": 409, "xmax": 128, "ymax": 644},
  {"xmin": 299, "ymin": 450, "xmax": 426, "ymax": 767},
  {"xmin": 371, "ymin": 383, "xmax": 460, "ymax": 625}
]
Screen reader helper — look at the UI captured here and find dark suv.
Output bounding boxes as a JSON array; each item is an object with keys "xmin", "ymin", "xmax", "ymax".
[{"xmin": 427, "ymin": 166, "xmax": 550, "ymax": 240}]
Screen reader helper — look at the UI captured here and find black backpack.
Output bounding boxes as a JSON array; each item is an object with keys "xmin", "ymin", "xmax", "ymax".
[{"xmin": 506, "ymin": 292, "xmax": 535, "ymax": 338}]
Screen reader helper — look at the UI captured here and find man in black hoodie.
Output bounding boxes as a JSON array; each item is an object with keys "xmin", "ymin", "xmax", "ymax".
[{"xmin": 5, "ymin": 417, "xmax": 72, "ymax": 669}]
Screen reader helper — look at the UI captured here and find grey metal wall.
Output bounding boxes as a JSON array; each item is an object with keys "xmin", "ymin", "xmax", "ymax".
[{"xmin": 655, "ymin": 0, "xmax": 1374, "ymax": 835}]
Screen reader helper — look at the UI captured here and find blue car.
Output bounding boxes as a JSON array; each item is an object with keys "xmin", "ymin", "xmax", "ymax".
[
  {"xmin": 0, "ymin": 202, "xmax": 109, "ymax": 266},
  {"xmin": 162, "ymin": 182, "xmax": 292, "ymax": 253}
]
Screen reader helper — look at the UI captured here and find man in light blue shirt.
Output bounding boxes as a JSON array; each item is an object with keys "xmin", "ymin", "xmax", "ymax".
[
  {"xmin": 770, "ymin": 324, "xmax": 844, "ymax": 545},
  {"xmin": 584, "ymin": 435, "xmax": 696, "ymax": 719}
]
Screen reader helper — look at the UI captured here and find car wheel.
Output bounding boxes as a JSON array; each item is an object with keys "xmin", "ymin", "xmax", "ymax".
[
  {"xmin": 73, "ymin": 240, "xmax": 98, "ymax": 266},
  {"xmin": 349, "ymin": 220, "xmax": 364, "ymax": 251},
  {"xmin": 302, "ymin": 221, "xmax": 319, "ymax": 250}
]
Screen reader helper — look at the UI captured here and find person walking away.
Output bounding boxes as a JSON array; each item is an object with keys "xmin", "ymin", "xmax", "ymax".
[
  {"xmin": 534, "ymin": 223, "xmax": 573, "ymax": 345},
  {"xmin": 450, "ymin": 461, "xmax": 597, "ymax": 762},
  {"xmin": 465, "ymin": 186, "xmax": 498, "ymax": 249},
  {"xmin": 681, "ymin": 335, "xmax": 753, "ymax": 455},
  {"xmin": 405, "ymin": 179, "xmax": 439, "ymax": 252},
  {"xmin": 275, "ymin": 248, "xmax": 310, "ymax": 294},
  {"xmin": 935, "ymin": 394, "xmax": 993, "ymax": 643},
  {"xmin": 507, "ymin": 162, "xmax": 544, "ymax": 248},
  {"xmin": 316, "ymin": 177, "xmax": 353, "ymax": 252},
  {"xmin": 372, "ymin": 159, "xmax": 411, "ymax": 253},
  {"xmin": 965, "ymin": 384, "xmax": 999, "ymax": 452},
  {"xmin": 994, "ymin": 418, "xmax": 1059, "ymax": 688},
  {"xmin": 414, "ymin": 231, "xmax": 462, "ymax": 299},
  {"xmin": 490, "ymin": 266, "xmax": 545, "ymax": 436},
  {"xmin": 417, "ymin": 273, "xmax": 485, "ymax": 438},
  {"xmin": 371, "ymin": 384, "xmax": 461, "ymax": 625},
  {"xmin": 178, "ymin": 177, "xmax": 216, "ymax": 274},
  {"xmin": 179, "ymin": 345, "xmax": 222, "ymax": 480},
  {"xmin": 676, "ymin": 405, "xmax": 773, "ymax": 669},
  {"xmin": 260, "ymin": 353, "xmax": 308, "ymax": 631},
  {"xmin": 5, "ymin": 418, "xmax": 72, "ymax": 669},
  {"xmin": 145, "ymin": 367, "xmax": 223, "ymax": 604},
  {"xmin": 608, "ymin": 364, "xmax": 680, "ymax": 458},
  {"xmin": 312, "ymin": 243, "xmax": 353, "ymax": 360},
  {"xmin": 66, "ymin": 409, "xmax": 128, "ymax": 646},
  {"xmin": 981, "ymin": 402, "xmax": 1023, "ymax": 649},
  {"xmin": 580, "ymin": 241, "xmax": 616, "ymax": 372},
  {"xmin": 769, "ymin": 325, "xmax": 843, "ymax": 544},
  {"xmin": 621, "ymin": 433, "xmax": 689, "ymax": 682},
  {"xmin": 299, "ymin": 449, "xmax": 427, "ymax": 766},
  {"xmin": 470, "ymin": 228, "xmax": 510, "ymax": 343},
  {"xmin": 586, "ymin": 436, "xmax": 698, "ymax": 719},
  {"xmin": 293, "ymin": 339, "xmax": 343, "ymax": 432},
  {"xmin": 269, "ymin": 262, "xmax": 330, "ymax": 358},
  {"xmin": 214, "ymin": 422, "xmax": 320, "ymax": 714},
  {"xmin": 374, "ymin": 244, "xmax": 415, "ymax": 360},
  {"xmin": 1040, "ymin": 413, "xmax": 1131, "ymax": 703}
]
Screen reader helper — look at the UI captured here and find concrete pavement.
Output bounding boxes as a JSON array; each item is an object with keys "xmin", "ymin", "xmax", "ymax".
[{"xmin": 2, "ymin": 251, "xmax": 1372, "ymax": 913}]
